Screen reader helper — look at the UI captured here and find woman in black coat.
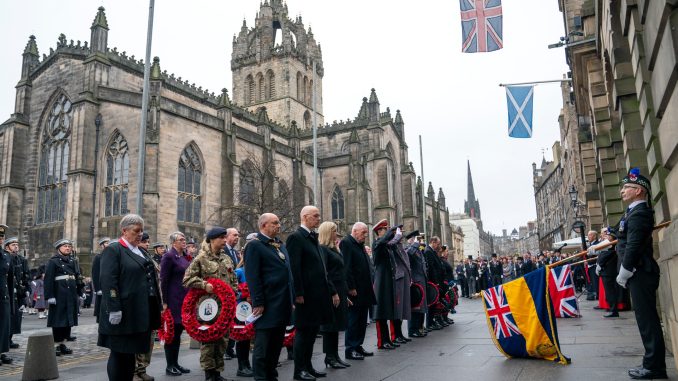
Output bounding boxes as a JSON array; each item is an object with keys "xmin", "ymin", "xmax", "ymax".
[
  {"xmin": 98, "ymin": 214, "xmax": 161, "ymax": 381},
  {"xmin": 318, "ymin": 222, "xmax": 350, "ymax": 369}
]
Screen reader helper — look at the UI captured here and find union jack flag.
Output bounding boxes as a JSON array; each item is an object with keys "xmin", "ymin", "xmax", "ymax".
[
  {"xmin": 459, "ymin": 0, "xmax": 504, "ymax": 53},
  {"xmin": 548, "ymin": 265, "xmax": 581, "ymax": 318},
  {"xmin": 483, "ymin": 285, "xmax": 522, "ymax": 339}
]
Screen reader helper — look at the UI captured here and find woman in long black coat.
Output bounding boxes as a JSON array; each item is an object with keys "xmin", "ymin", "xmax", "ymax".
[
  {"xmin": 98, "ymin": 214, "xmax": 161, "ymax": 381},
  {"xmin": 318, "ymin": 222, "xmax": 351, "ymax": 369}
]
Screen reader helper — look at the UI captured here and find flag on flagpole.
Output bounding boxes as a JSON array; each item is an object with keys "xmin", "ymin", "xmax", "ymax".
[
  {"xmin": 460, "ymin": 0, "xmax": 503, "ymax": 53},
  {"xmin": 506, "ymin": 85, "xmax": 534, "ymax": 138},
  {"xmin": 548, "ymin": 265, "xmax": 581, "ymax": 318}
]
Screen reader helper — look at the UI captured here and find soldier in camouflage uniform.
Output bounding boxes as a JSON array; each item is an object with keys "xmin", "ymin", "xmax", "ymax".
[{"xmin": 183, "ymin": 227, "xmax": 238, "ymax": 381}]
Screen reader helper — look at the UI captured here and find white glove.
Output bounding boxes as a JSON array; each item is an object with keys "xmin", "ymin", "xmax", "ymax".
[
  {"xmin": 48, "ymin": 298, "xmax": 56, "ymax": 305},
  {"xmin": 26, "ymin": 291, "xmax": 30, "ymax": 297},
  {"xmin": 109, "ymin": 311, "xmax": 122, "ymax": 325},
  {"xmin": 80, "ymin": 294, "xmax": 86, "ymax": 300},
  {"xmin": 97, "ymin": 290, "xmax": 103, "ymax": 296},
  {"xmin": 595, "ymin": 264, "xmax": 602, "ymax": 276},
  {"xmin": 616, "ymin": 265, "xmax": 635, "ymax": 288}
]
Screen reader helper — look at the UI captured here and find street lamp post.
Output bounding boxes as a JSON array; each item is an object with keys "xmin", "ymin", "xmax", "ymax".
[{"xmin": 569, "ymin": 185, "xmax": 587, "ymax": 250}]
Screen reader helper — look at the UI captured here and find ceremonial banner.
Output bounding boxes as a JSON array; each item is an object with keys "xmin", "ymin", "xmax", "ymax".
[
  {"xmin": 460, "ymin": 0, "xmax": 503, "ymax": 53},
  {"xmin": 548, "ymin": 264, "xmax": 580, "ymax": 318},
  {"xmin": 506, "ymin": 85, "xmax": 534, "ymax": 138},
  {"xmin": 481, "ymin": 267, "xmax": 570, "ymax": 364}
]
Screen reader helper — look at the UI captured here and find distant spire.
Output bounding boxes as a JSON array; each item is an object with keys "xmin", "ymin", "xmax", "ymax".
[{"xmin": 464, "ymin": 160, "xmax": 481, "ymax": 219}]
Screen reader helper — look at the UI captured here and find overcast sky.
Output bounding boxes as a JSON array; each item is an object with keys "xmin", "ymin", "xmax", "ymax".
[{"xmin": 0, "ymin": 0, "xmax": 568, "ymax": 235}]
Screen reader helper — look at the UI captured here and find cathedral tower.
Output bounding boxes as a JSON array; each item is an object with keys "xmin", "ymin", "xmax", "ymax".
[
  {"xmin": 231, "ymin": 0, "xmax": 324, "ymax": 129},
  {"xmin": 464, "ymin": 160, "xmax": 483, "ymax": 230}
]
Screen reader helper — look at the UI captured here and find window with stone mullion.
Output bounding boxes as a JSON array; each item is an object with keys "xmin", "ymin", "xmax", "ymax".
[
  {"xmin": 177, "ymin": 145, "xmax": 202, "ymax": 224},
  {"xmin": 36, "ymin": 94, "xmax": 71, "ymax": 224},
  {"xmin": 104, "ymin": 132, "xmax": 129, "ymax": 217}
]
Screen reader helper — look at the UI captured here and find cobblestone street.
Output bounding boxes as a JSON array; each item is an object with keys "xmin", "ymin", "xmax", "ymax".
[{"xmin": 3, "ymin": 296, "xmax": 676, "ymax": 381}]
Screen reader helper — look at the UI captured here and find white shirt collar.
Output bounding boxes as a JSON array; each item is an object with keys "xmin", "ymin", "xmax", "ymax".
[
  {"xmin": 120, "ymin": 237, "xmax": 145, "ymax": 258},
  {"xmin": 628, "ymin": 200, "xmax": 646, "ymax": 210},
  {"xmin": 300, "ymin": 224, "xmax": 311, "ymax": 233}
]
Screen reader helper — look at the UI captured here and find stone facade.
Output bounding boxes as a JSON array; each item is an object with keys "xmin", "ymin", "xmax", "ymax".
[
  {"xmin": 0, "ymin": 3, "xmax": 451, "ymax": 270},
  {"xmin": 494, "ymin": 221, "xmax": 539, "ymax": 256},
  {"xmin": 533, "ymin": 143, "xmax": 566, "ymax": 250},
  {"xmin": 558, "ymin": 0, "xmax": 678, "ymax": 363}
]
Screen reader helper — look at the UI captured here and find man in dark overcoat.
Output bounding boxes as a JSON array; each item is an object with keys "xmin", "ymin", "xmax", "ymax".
[
  {"xmin": 489, "ymin": 254, "xmax": 503, "ymax": 287},
  {"xmin": 406, "ymin": 232, "xmax": 427, "ymax": 338},
  {"xmin": 0, "ymin": 224, "xmax": 15, "ymax": 364},
  {"xmin": 614, "ymin": 169, "xmax": 667, "ymax": 380},
  {"xmin": 424, "ymin": 236, "xmax": 443, "ymax": 330},
  {"xmin": 371, "ymin": 219, "xmax": 399, "ymax": 349},
  {"xmin": 45, "ymin": 239, "xmax": 82, "ymax": 356},
  {"xmin": 390, "ymin": 233, "xmax": 412, "ymax": 344},
  {"xmin": 341, "ymin": 222, "xmax": 376, "ymax": 360},
  {"xmin": 246, "ymin": 213, "xmax": 294, "ymax": 381},
  {"xmin": 286, "ymin": 206, "xmax": 333, "ymax": 380},
  {"xmin": 92, "ymin": 237, "xmax": 110, "ymax": 323},
  {"xmin": 594, "ymin": 228, "xmax": 621, "ymax": 318}
]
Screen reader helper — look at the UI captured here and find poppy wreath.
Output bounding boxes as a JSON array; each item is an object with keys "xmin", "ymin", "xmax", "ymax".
[
  {"xmin": 157, "ymin": 309, "xmax": 175, "ymax": 344},
  {"xmin": 229, "ymin": 322, "xmax": 255, "ymax": 341},
  {"xmin": 283, "ymin": 328, "xmax": 296, "ymax": 348},
  {"xmin": 426, "ymin": 281, "xmax": 440, "ymax": 307},
  {"xmin": 238, "ymin": 282, "xmax": 250, "ymax": 301},
  {"xmin": 410, "ymin": 282, "xmax": 425, "ymax": 309},
  {"xmin": 182, "ymin": 277, "xmax": 237, "ymax": 343}
]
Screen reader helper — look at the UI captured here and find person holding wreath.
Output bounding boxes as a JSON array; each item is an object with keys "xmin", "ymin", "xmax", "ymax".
[{"xmin": 182, "ymin": 227, "xmax": 238, "ymax": 381}]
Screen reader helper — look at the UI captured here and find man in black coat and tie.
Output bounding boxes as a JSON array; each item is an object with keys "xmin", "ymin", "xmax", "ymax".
[
  {"xmin": 614, "ymin": 169, "xmax": 667, "ymax": 380},
  {"xmin": 341, "ymin": 222, "xmax": 376, "ymax": 360},
  {"xmin": 424, "ymin": 237, "xmax": 443, "ymax": 330},
  {"xmin": 245, "ymin": 213, "xmax": 294, "ymax": 381},
  {"xmin": 286, "ymin": 206, "xmax": 333, "ymax": 381}
]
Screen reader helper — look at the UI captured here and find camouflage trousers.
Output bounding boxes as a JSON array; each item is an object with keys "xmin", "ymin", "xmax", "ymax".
[
  {"xmin": 135, "ymin": 331, "xmax": 155, "ymax": 375},
  {"xmin": 200, "ymin": 337, "xmax": 227, "ymax": 371}
]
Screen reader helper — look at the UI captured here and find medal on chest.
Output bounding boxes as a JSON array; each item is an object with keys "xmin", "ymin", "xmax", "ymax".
[{"xmin": 271, "ymin": 241, "xmax": 285, "ymax": 261}]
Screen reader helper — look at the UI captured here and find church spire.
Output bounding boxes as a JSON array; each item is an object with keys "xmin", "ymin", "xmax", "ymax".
[{"xmin": 464, "ymin": 160, "xmax": 481, "ymax": 220}]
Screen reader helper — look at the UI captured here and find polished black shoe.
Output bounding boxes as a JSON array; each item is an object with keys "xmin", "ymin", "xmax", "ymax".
[
  {"xmin": 345, "ymin": 350, "xmax": 364, "ymax": 360},
  {"xmin": 628, "ymin": 367, "xmax": 668, "ymax": 379},
  {"xmin": 357, "ymin": 346, "xmax": 373, "ymax": 356},
  {"xmin": 0, "ymin": 354, "xmax": 13, "ymax": 364},
  {"xmin": 66, "ymin": 335, "xmax": 77, "ymax": 341},
  {"xmin": 409, "ymin": 331, "xmax": 425, "ymax": 338},
  {"xmin": 9, "ymin": 341, "xmax": 19, "ymax": 349},
  {"xmin": 603, "ymin": 311, "xmax": 619, "ymax": 318},
  {"xmin": 446, "ymin": 318, "xmax": 455, "ymax": 324},
  {"xmin": 593, "ymin": 306, "xmax": 605, "ymax": 310},
  {"xmin": 324, "ymin": 358, "xmax": 346, "ymax": 369},
  {"xmin": 400, "ymin": 336, "xmax": 412, "ymax": 342},
  {"xmin": 394, "ymin": 337, "xmax": 408, "ymax": 344},
  {"xmin": 166, "ymin": 366, "xmax": 182, "ymax": 376},
  {"xmin": 58, "ymin": 343, "xmax": 73, "ymax": 355},
  {"xmin": 293, "ymin": 370, "xmax": 316, "ymax": 381},
  {"xmin": 378, "ymin": 343, "xmax": 396, "ymax": 350},
  {"xmin": 335, "ymin": 357, "xmax": 351, "ymax": 367},
  {"xmin": 175, "ymin": 364, "xmax": 190, "ymax": 374},
  {"xmin": 309, "ymin": 368, "xmax": 327, "ymax": 378},
  {"xmin": 224, "ymin": 348, "xmax": 236, "ymax": 360}
]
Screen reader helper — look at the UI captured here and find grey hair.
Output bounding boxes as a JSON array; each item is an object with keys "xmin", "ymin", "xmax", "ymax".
[
  {"xmin": 352, "ymin": 222, "xmax": 367, "ymax": 232},
  {"xmin": 169, "ymin": 231, "xmax": 185, "ymax": 243},
  {"xmin": 120, "ymin": 214, "xmax": 144, "ymax": 231}
]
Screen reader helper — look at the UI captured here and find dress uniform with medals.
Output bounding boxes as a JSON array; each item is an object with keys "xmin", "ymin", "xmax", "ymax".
[
  {"xmin": 0, "ymin": 224, "xmax": 15, "ymax": 364},
  {"xmin": 182, "ymin": 227, "xmax": 238, "ymax": 381},
  {"xmin": 613, "ymin": 168, "xmax": 667, "ymax": 380},
  {"xmin": 44, "ymin": 239, "xmax": 82, "ymax": 356}
]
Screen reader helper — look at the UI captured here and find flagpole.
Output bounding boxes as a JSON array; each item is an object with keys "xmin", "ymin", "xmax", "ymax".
[
  {"xmin": 499, "ymin": 79, "xmax": 572, "ymax": 87},
  {"xmin": 419, "ymin": 135, "xmax": 427, "ymax": 240},
  {"xmin": 136, "ymin": 0, "xmax": 155, "ymax": 214}
]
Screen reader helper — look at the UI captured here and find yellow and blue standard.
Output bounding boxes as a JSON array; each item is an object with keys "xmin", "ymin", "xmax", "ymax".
[{"xmin": 481, "ymin": 267, "xmax": 570, "ymax": 364}]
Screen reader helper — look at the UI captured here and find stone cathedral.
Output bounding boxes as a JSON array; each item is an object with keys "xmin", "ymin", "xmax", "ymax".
[{"xmin": 0, "ymin": 1, "xmax": 451, "ymax": 269}]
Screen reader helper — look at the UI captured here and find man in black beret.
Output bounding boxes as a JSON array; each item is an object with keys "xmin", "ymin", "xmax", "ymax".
[{"xmin": 613, "ymin": 169, "xmax": 666, "ymax": 380}]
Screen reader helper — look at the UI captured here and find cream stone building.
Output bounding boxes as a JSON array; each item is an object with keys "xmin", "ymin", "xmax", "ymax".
[{"xmin": 0, "ymin": 2, "xmax": 451, "ymax": 270}]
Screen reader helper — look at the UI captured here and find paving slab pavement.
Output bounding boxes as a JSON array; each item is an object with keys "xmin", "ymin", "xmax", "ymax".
[{"xmin": 2, "ymin": 296, "xmax": 675, "ymax": 380}]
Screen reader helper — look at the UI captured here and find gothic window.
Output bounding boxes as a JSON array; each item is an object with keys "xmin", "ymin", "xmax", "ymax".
[
  {"xmin": 36, "ymin": 94, "xmax": 72, "ymax": 224},
  {"xmin": 256, "ymin": 72, "xmax": 265, "ymax": 103},
  {"xmin": 331, "ymin": 186, "xmax": 344, "ymax": 220},
  {"xmin": 239, "ymin": 160, "xmax": 255, "ymax": 205},
  {"xmin": 177, "ymin": 144, "xmax": 202, "ymax": 223},
  {"xmin": 296, "ymin": 72, "xmax": 303, "ymax": 101},
  {"xmin": 303, "ymin": 76, "xmax": 309, "ymax": 104},
  {"xmin": 267, "ymin": 70, "xmax": 276, "ymax": 99},
  {"xmin": 104, "ymin": 132, "xmax": 130, "ymax": 217},
  {"xmin": 303, "ymin": 111, "xmax": 311, "ymax": 130},
  {"xmin": 246, "ymin": 75, "xmax": 255, "ymax": 105}
]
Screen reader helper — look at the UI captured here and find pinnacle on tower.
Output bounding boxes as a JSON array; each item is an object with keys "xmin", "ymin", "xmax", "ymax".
[
  {"xmin": 464, "ymin": 160, "xmax": 481, "ymax": 220},
  {"xmin": 24, "ymin": 35, "xmax": 39, "ymax": 56},
  {"xmin": 150, "ymin": 57, "xmax": 162, "ymax": 80},
  {"xmin": 91, "ymin": 6, "xmax": 109, "ymax": 29}
]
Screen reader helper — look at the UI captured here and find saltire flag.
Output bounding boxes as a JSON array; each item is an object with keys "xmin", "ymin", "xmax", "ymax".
[
  {"xmin": 548, "ymin": 264, "xmax": 581, "ymax": 318},
  {"xmin": 460, "ymin": 0, "xmax": 503, "ymax": 53},
  {"xmin": 481, "ymin": 267, "xmax": 570, "ymax": 364},
  {"xmin": 506, "ymin": 85, "xmax": 534, "ymax": 138}
]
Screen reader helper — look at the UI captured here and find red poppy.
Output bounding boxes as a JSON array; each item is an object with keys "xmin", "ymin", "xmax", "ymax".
[{"xmin": 157, "ymin": 309, "xmax": 175, "ymax": 344}]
